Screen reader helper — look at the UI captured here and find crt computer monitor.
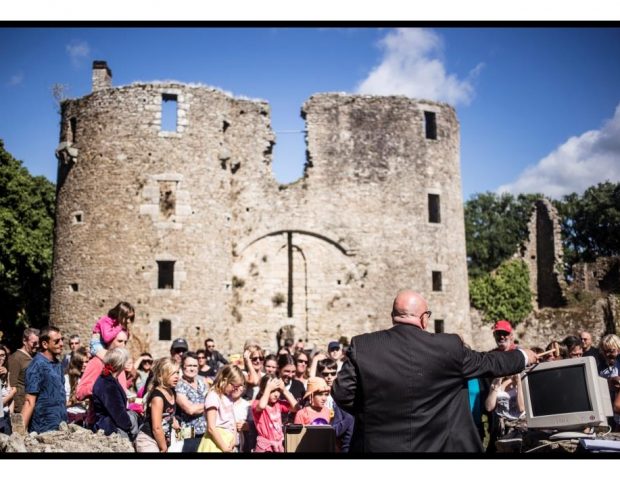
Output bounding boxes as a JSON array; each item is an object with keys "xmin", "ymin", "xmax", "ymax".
[{"xmin": 522, "ymin": 356, "xmax": 613, "ymax": 431}]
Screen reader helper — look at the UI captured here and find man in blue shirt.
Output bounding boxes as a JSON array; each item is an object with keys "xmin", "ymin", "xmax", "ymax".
[{"xmin": 22, "ymin": 325, "xmax": 67, "ymax": 433}]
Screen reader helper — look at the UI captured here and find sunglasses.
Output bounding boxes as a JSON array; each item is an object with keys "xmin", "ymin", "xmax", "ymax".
[
  {"xmin": 322, "ymin": 371, "xmax": 337, "ymax": 377},
  {"xmin": 251, "ymin": 356, "xmax": 264, "ymax": 361},
  {"xmin": 296, "ymin": 359, "xmax": 308, "ymax": 364}
]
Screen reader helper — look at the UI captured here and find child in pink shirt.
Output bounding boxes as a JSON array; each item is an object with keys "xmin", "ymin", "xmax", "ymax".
[
  {"xmin": 90, "ymin": 301, "xmax": 135, "ymax": 360},
  {"xmin": 293, "ymin": 376, "xmax": 331, "ymax": 425},
  {"xmin": 251, "ymin": 374, "xmax": 299, "ymax": 452}
]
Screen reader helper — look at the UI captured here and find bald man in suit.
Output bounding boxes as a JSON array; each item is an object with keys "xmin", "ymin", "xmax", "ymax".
[{"xmin": 332, "ymin": 290, "xmax": 537, "ymax": 453}]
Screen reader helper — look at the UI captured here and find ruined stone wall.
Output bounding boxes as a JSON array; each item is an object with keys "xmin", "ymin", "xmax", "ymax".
[
  {"xmin": 50, "ymin": 62, "xmax": 472, "ymax": 357},
  {"xmin": 571, "ymin": 256, "xmax": 620, "ymax": 295},
  {"xmin": 521, "ymin": 199, "xmax": 567, "ymax": 310}
]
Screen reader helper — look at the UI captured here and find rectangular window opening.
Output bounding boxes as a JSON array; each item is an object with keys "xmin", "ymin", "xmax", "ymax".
[
  {"xmin": 428, "ymin": 194, "xmax": 441, "ymax": 223},
  {"xmin": 157, "ymin": 260, "xmax": 175, "ymax": 289},
  {"xmin": 69, "ymin": 117, "xmax": 77, "ymax": 143},
  {"xmin": 424, "ymin": 111, "xmax": 437, "ymax": 140},
  {"xmin": 161, "ymin": 94, "xmax": 178, "ymax": 132},
  {"xmin": 159, "ymin": 319, "xmax": 172, "ymax": 341},
  {"xmin": 432, "ymin": 271, "xmax": 443, "ymax": 292},
  {"xmin": 158, "ymin": 181, "xmax": 177, "ymax": 219},
  {"xmin": 434, "ymin": 319, "xmax": 444, "ymax": 334},
  {"xmin": 69, "ymin": 283, "xmax": 79, "ymax": 292},
  {"xmin": 74, "ymin": 213, "xmax": 83, "ymax": 224}
]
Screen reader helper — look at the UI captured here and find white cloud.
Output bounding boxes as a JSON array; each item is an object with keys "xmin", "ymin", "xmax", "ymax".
[
  {"xmin": 7, "ymin": 72, "xmax": 24, "ymax": 86},
  {"xmin": 356, "ymin": 28, "xmax": 483, "ymax": 106},
  {"xmin": 66, "ymin": 40, "xmax": 91, "ymax": 67},
  {"xmin": 498, "ymin": 103, "xmax": 620, "ymax": 199}
]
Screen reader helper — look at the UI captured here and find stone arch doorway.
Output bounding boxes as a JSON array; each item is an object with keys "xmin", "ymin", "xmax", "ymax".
[{"xmin": 233, "ymin": 229, "xmax": 359, "ymax": 350}]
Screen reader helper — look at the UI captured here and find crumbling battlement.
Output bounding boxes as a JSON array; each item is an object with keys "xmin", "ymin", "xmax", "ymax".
[
  {"xmin": 520, "ymin": 199, "xmax": 567, "ymax": 310},
  {"xmin": 50, "ymin": 61, "xmax": 471, "ymax": 356},
  {"xmin": 571, "ymin": 256, "xmax": 620, "ymax": 295}
]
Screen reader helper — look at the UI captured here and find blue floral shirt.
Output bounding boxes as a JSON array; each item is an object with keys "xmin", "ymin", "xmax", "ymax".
[
  {"xmin": 175, "ymin": 376, "xmax": 207, "ymax": 435},
  {"xmin": 25, "ymin": 353, "xmax": 67, "ymax": 433}
]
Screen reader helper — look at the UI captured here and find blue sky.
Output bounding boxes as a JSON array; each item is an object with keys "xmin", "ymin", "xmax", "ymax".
[{"xmin": 1, "ymin": 26, "xmax": 619, "ymax": 200}]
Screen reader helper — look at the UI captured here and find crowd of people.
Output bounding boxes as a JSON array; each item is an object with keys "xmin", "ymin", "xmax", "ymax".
[
  {"xmin": 0, "ymin": 296, "xmax": 619, "ymax": 453},
  {"xmin": 471, "ymin": 320, "xmax": 620, "ymax": 452},
  {"xmin": 0, "ymin": 301, "xmax": 354, "ymax": 453}
]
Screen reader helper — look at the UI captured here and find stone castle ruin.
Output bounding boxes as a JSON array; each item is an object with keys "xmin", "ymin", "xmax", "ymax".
[
  {"xmin": 520, "ymin": 199, "xmax": 567, "ymax": 310},
  {"xmin": 50, "ymin": 61, "xmax": 472, "ymax": 357}
]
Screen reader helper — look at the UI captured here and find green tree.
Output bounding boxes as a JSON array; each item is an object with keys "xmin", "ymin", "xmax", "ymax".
[
  {"xmin": 555, "ymin": 182, "xmax": 620, "ymax": 272},
  {"xmin": 0, "ymin": 139, "xmax": 55, "ymax": 346},
  {"xmin": 469, "ymin": 259, "xmax": 532, "ymax": 325},
  {"xmin": 465, "ymin": 192, "xmax": 542, "ymax": 278}
]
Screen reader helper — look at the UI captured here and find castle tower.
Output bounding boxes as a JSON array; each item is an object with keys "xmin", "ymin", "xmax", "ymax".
[{"xmin": 50, "ymin": 62, "xmax": 472, "ymax": 356}]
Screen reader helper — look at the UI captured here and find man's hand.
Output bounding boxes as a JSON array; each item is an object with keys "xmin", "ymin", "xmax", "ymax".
[{"xmin": 521, "ymin": 348, "xmax": 539, "ymax": 366}]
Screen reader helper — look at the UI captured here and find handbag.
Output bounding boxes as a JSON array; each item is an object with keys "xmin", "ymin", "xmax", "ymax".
[
  {"xmin": 168, "ymin": 430, "xmax": 185, "ymax": 453},
  {"xmin": 197, "ymin": 427, "xmax": 235, "ymax": 453}
]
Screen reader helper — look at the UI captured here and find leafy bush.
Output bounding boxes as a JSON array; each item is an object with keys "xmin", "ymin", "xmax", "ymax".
[
  {"xmin": 469, "ymin": 259, "xmax": 532, "ymax": 325},
  {"xmin": 0, "ymin": 139, "xmax": 55, "ymax": 346}
]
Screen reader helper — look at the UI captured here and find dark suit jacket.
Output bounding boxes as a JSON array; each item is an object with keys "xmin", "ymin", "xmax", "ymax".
[{"xmin": 331, "ymin": 323, "xmax": 526, "ymax": 453}]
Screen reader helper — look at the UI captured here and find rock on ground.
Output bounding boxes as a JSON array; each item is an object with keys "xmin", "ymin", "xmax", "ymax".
[{"xmin": 0, "ymin": 422, "xmax": 134, "ymax": 453}]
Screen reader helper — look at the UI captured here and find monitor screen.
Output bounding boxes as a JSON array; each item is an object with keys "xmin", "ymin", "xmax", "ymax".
[
  {"xmin": 528, "ymin": 364, "xmax": 592, "ymax": 416},
  {"xmin": 523, "ymin": 356, "xmax": 612, "ymax": 431}
]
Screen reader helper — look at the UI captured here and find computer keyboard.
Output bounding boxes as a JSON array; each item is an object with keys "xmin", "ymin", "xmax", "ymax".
[
  {"xmin": 548, "ymin": 431, "xmax": 596, "ymax": 440},
  {"xmin": 579, "ymin": 439, "xmax": 620, "ymax": 451}
]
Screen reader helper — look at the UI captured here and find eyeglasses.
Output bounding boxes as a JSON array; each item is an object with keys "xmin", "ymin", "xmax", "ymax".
[
  {"xmin": 197, "ymin": 355, "xmax": 205, "ymax": 359},
  {"xmin": 251, "ymin": 356, "xmax": 264, "ymax": 361},
  {"xmin": 493, "ymin": 331, "xmax": 510, "ymax": 338},
  {"xmin": 296, "ymin": 359, "xmax": 308, "ymax": 364},
  {"xmin": 142, "ymin": 360, "xmax": 153, "ymax": 364},
  {"xmin": 322, "ymin": 371, "xmax": 337, "ymax": 377}
]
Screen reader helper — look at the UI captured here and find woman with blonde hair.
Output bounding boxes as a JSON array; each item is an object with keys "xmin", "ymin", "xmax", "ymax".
[
  {"xmin": 197, "ymin": 364, "xmax": 245, "ymax": 452},
  {"xmin": 242, "ymin": 343, "xmax": 265, "ymax": 399},
  {"xmin": 135, "ymin": 357, "xmax": 180, "ymax": 452},
  {"xmin": 598, "ymin": 334, "xmax": 620, "ymax": 430}
]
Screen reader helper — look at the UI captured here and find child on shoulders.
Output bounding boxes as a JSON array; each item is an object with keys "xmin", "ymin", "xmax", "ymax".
[{"xmin": 90, "ymin": 302, "xmax": 135, "ymax": 361}]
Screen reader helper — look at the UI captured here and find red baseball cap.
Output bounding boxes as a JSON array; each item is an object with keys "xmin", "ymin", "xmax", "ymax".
[{"xmin": 493, "ymin": 320, "xmax": 513, "ymax": 333}]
